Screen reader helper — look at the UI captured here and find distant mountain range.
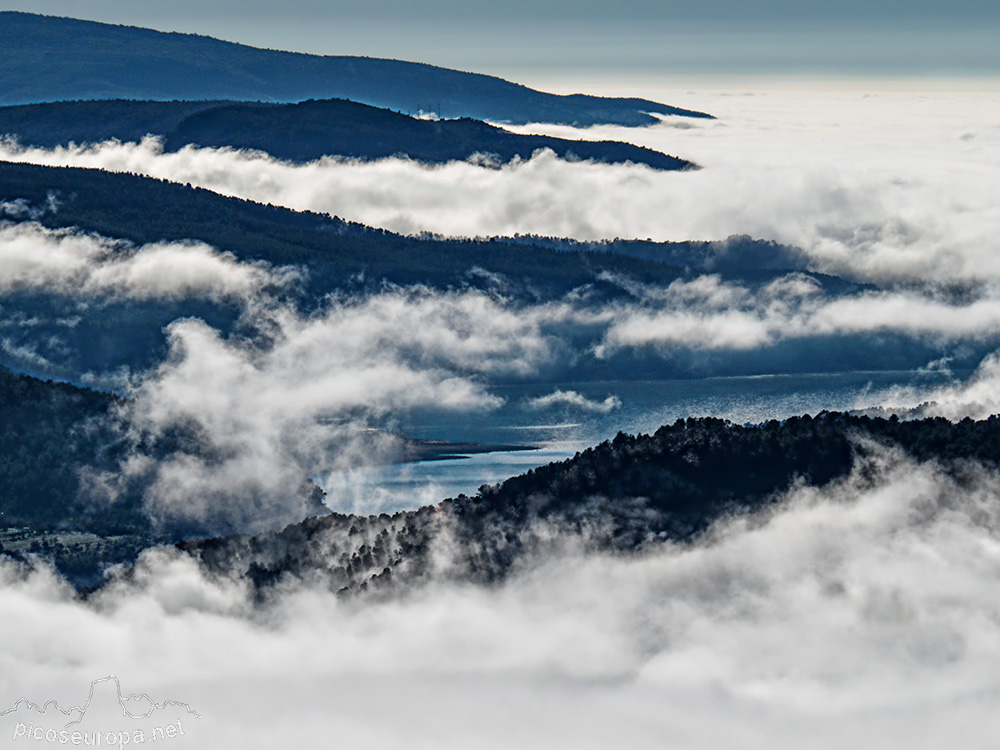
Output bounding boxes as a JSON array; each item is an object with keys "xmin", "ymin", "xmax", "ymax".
[
  {"xmin": 0, "ymin": 98, "xmax": 696, "ymax": 170},
  {"xmin": 0, "ymin": 12, "xmax": 714, "ymax": 126}
]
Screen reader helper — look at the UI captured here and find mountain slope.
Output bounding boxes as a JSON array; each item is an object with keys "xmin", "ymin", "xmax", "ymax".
[
  {"xmin": 0, "ymin": 160, "xmax": 959, "ymax": 382},
  {"xmin": 181, "ymin": 413, "xmax": 1000, "ymax": 597},
  {"xmin": 0, "ymin": 160, "xmax": 702, "ymax": 379},
  {"xmin": 0, "ymin": 160, "xmax": 704, "ymax": 298},
  {"xmin": 0, "ymin": 12, "xmax": 714, "ymax": 126},
  {"xmin": 0, "ymin": 366, "xmax": 324, "ymax": 588},
  {"xmin": 0, "ymin": 98, "xmax": 696, "ymax": 170}
]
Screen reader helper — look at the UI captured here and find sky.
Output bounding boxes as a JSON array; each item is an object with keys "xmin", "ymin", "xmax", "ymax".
[{"xmin": 2, "ymin": 0, "xmax": 1000, "ymax": 82}]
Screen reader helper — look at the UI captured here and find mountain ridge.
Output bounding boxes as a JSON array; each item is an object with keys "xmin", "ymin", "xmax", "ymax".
[
  {"xmin": 0, "ymin": 98, "xmax": 697, "ymax": 170},
  {"xmin": 180, "ymin": 412, "xmax": 1000, "ymax": 599},
  {"xmin": 0, "ymin": 11, "xmax": 714, "ymax": 126},
  {"xmin": 0, "ymin": 160, "xmax": 964, "ymax": 384}
]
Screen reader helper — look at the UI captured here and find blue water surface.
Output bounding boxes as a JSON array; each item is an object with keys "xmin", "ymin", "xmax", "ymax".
[{"xmin": 316, "ymin": 370, "xmax": 958, "ymax": 514}]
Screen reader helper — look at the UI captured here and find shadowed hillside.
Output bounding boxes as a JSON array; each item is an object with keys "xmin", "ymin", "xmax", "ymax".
[
  {"xmin": 181, "ymin": 412, "xmax": 1000, "ymax": 598},
  {"xmin": 0, "ymin": 98, "xmax": 697, "ymax": 170},
  {"xmin": 0, "ymin": 160, "xmax": 970, "ymax": 383},
  {"xmin": 0, "ymin": 12, "xmax": 714, "ymax": 126}
]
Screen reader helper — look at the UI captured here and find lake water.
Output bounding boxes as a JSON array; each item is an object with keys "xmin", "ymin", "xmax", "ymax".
[{"xmin": 316, "ymin": 370, "xmax": 960, "ymax": 515}]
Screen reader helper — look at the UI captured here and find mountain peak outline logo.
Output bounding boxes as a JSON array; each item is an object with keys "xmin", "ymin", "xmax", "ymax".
[{"xmin": 1, "ymin": 676, "xmax": 201, "ymax": 730}]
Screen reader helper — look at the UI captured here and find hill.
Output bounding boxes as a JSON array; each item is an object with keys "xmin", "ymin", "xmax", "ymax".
[
  {"xmin": 0, "ymin": 98, "xmax": 696, "ymax": 170},
  {"xmin": 0, "ymin": 160, "xmax": 958, "ymax": 383},
  {"xmin": 4, "ymin": 380, "xmax": 998, "ymax": 593},
  {"xmin": 0, "ymin": 366, "xmax": 327, "ymax": 587},
  {"xmin": 0, "ymin": 12, "xmax": 714, "ymax": 126},
  {"xmin": 0, "ymin": 367, "xmax": 153, "ymax": 586},
  {"xmin": 181, "ymin": 412, "xmax": 1000, "ymax": 597}
]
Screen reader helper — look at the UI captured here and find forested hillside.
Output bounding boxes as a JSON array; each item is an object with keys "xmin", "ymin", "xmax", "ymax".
[
  {"xmin": 0, "ymin": 98, "xmax": 696, "ymax": 170},
  {"xmin": 184, "ymin": 412, "xmax": 1000, "ymax": 597},
  {"xmin": 0, "ymin": 160, "xmax": 974, "ymax": 382}
]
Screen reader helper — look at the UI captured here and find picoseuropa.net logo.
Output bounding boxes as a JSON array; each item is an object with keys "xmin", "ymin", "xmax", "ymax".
[
  {"xmin": 1, "ymin": 676, "xmax": 201, "ymax": 746},
  {"xmin": 11, "ymin": 720, "xmax": 188, "ymax": 746}
]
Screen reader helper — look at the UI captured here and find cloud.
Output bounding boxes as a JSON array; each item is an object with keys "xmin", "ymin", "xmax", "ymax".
[
  {"xmin": 5, "ymin": 80, "xmax": 1000, "ymax": 750},
  {"xmin": 110, "ymin": 269, "xmax": 1000, "ymax": 531},
  {"xmin": 7, "ymin": 218, "xmax": 1000, "ymax": 533},
  {"xmin": 3, "ymin": 244, "xmax": 997, "ymax": 531},
  {"xmin": 527, "ymin": 389, "xmax": 622, "ymax": 413},
  {"xmin": 595, "ymin": 274, "xmax": 1000, "ymax": 356},
  {"xmin": 106, "ymin": 287, "xmax": 584, "ymax": 531},
  {"xmin": 855, "ymin": 351, "xmax": 1000, "ymax": 421},
  {"xmin": 0, "ymin": 191, "xmax": 58, "ymax": 220},
  {"xmin": 5, "ymin": 85, "xmax": 1000, "ymax": 531},
  {"xmin": 5, "ymin": 446, "xmax": 1000, "ymax": 747},
  {"xmin": 1, "ymin": 86, "xmax": 997, "ymax": 289},
  {"xmin": 0, "ymin": 221, "xmax": 291, "ymax": 303}
]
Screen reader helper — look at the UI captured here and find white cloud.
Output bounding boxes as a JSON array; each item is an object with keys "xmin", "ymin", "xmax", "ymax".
[
  {"xmin": 4, "ymin": 79, "xmax": 1000, "ymax": 750},
  {"xmin": 110, "ymin": 288, "xmax": 583, "ymax": 530},
  {"xmin": 527, "ymin": 389, "xmax": 621, "ymax": 412},
  {"xmin": 116, "ymin": 272, "xmax": 1000, "ymax": 531},
  {"xmin": 6, "ymin": 83, "xmax": 1000, "ymax": 529},
  {"xmin": 0, "ymin": 221, "xmax": 289, "ymax": 302},
  {"xmin": 857, "ymin": 351, "xmax": 1000, "ymax": 421},
  {"xmin": 596, "ymin": 275, "xmax": 1000, "ymax": 356}
]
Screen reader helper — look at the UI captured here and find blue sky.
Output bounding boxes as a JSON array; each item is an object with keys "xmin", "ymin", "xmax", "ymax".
[{"xmin": 2, "ymin": 1, "xmax": 999, "ymax": 80}]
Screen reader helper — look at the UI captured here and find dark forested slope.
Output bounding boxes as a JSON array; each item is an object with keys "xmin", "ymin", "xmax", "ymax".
[
  {"xmin": 0, "ymin": 366, "xmax": 125, "ymax": 530},
  {"xmin": 0, "ymin": 12, "xmax": 713, "ymax": 126},
  {"xmin": 0, "ymin": 367, "xmax": 153, "ymax": 586},
  {"xmin": 0, "ymin": 160, "xmax": 707, "ymax": 298},
  {"xmin": 0, "ymin": 367, "xmax": 322, "ymax": 587},
  {"xmin": 0, "ymin": 99, "xmax": 696, "ymax": 171},
  {"xmin": 183, "ymin": 413, "xmax": 1000, "ymax": 597}
]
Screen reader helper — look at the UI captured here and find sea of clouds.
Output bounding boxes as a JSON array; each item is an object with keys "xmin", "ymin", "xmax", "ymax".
[
  {"xmin": 7, "ymin": 219, "xmax": 1000, "ymax": 529},
  {"xmin": 2, "ymin": 82, "xmax": 1000, "ymax": 748},
  {"xmin": 1, "ymin": 86, "xmax": 997, "ymax": 287},
  {"xmin": 2, "ymin": 85, "xmax": 1000, "ymax": 524}
]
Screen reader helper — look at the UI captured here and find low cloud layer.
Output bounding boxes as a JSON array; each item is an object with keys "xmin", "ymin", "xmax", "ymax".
[
  {"xmin": 105, "ymin": 268, "xmax": 1000, "ymax": 530},
  {"xmin": 3, "ymin": 79, "xmax": 1000, "ymax": 750},
  {"xmin": 6, "ymin": 215, "xmax": 1000, "ymax": 529},
  {"xmin": 596, "ymin": 273, "xmax": 1000, "ymax": 355},
  {"xmin": 3, "ymin": 83, "xmax": 1000, "ymax": 534},
  {"xmin": 4, "ymin": 448, "xmax": 1000, "ymax": 748},
  {"xmin": 859, "ymin": 351, "xmax": 1000, "ymax": 421}
]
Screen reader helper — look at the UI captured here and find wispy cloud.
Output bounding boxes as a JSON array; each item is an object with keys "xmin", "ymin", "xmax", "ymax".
[
  {"xmin": 4, "ymin": 86, "xmax": 1000, "ymax": 532},
  {"xmin": 596, "ymin": 274, "xmax": 1000, "ymax": 356},
  {"xmin": 527, "ymin": 389, "xmax": 621, "ymax": 413},
  {"xmin": 0, "ymin": 221, "xmax": 292, "ymax": 302},
  {"xmin": 106, "ymin": 287, "xmax": 578, "ymax": 531}
]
